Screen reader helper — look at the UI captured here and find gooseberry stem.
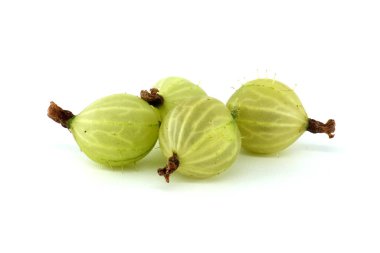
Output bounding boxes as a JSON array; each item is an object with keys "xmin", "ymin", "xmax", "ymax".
[
  {"xmin": 140, "ymin": 88, "xmax": 164, "ymax": 107},
  {"xmin": 47, "ymin": 101, "xmax": 75, "ymax": 129},
  {"xmin": 307, "ymin": 118, "xmax": 336, "ymax": 138},
  {"xmin": 158, "ymin": 153, "xmax": 179, "ymax": 183}
]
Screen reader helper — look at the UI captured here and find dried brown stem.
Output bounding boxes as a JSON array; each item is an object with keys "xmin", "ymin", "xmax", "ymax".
[
  {"xmin": 47, "ymin": 101, "xmax": 75, "ymax": 128},
  {"xmin": 157, "ymin": 153, "xmax": 179, "ymax": 183},
  {"xmin": 307, "ymin": 118, "xmax": 336, "ymax": 138},
  {"xmin": 140, "ymin": 88, "xmax": 164, "ymax": 107}
]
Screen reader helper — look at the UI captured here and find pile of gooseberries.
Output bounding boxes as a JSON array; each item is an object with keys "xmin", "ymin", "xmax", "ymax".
[{"xmin": 48, "ymin": 77, "xmax": 335, "ymax": 183}]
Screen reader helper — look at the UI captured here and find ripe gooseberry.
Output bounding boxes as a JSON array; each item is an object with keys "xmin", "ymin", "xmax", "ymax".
[
  {"xmin": 48, "ymin": 94, "xmax": 160, "ymax": 168},
  {"xmin": 226, "ymin": 78, "xmax": 336, "ymax": 154},
  {"xmin": 140, "ymin": 76, "xmax": 207, "ymax": 119},
  {"xmin": 158, "ymin": 97, "xmax": 241, "ymax": 183}
]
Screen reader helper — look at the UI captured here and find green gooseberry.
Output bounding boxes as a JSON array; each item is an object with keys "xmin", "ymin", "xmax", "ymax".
[
  {"xmin": 158, "ymin": 97, "xmax": 241, "ymax": 183},
  {"xmin": 227, "ymin": 78, "xmax": 336, "ymax": 154},
  {"xmin": 140, "ymin": 76, "xmax": 207, "ymax": 119},
  {"xmin": 48, "ymin": 94, "xmax": 160, "ymax": 168}
]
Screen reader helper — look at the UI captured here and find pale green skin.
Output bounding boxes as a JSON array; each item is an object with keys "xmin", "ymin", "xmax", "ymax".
[
  {"xmin": 159, "ymin": 97, "xmax": 241, "ymax": 178},
  {"xmin": 227, "ymin": 79, "xmax": 308, "ymax": 154},
  {"xmin": 154, "ymin": 76, "xmax": 207, "ymax": 119},
  {"xmin": 69, "ymin": 94, "xmax": 160, "ymax": 168}
]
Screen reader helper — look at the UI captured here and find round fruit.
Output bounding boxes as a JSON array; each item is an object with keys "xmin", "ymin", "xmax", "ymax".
[
  {"xmin": 158, "ymin": 97, "xmax": 241, "ymax": 182},
  {"xmin": 227, "ymin": 78, "xmax": 335, "ymax": 154},
  {"xmin": 48, "ymin": 94, "xmax": 160, "ymax": 168},
  {"xmin": 140, "ymin": 76, "xmax": 207, "ymax": 119}
]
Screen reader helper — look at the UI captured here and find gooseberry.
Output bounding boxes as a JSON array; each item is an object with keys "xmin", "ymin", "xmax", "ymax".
[
  {"xmin": 158, "ymin": 97, "xmax": 241, "ymax": 182},
  {"xmin": 140, "ymin": 76, "xmax": 207, "ymax": 119},
  {"xmin": 226, "ymin": 79, "xmax": 335, "ymax": 154},
  {"xmin": 48, "ymin": 94, "xmax": 160, "ymax": 168}
]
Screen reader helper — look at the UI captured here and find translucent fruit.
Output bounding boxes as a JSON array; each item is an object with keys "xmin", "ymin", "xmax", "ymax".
[
  {"xmin": 141, "ymin": 76, "xmax": 207, "ymax": 119},
  {"xmin": 48, "ymin": 94, "xmax": 160, "ymax": 168},
  {"xmin": 158, "ymin": 97, "xmax": 241, "ymax": 182},
  {"xmin": 226, "ymin": 79, "xmax": 335, "ymax": 154}
]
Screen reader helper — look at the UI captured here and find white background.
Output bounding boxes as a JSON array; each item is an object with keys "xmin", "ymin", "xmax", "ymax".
[{"xmin": 1, "ymin": 0, "xmax": 379, "ymax": 252}]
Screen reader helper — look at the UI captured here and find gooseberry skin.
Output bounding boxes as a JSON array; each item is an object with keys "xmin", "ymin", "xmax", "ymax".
[
  {"xmin": 153, "ymin": 77, "xmax": 207, "ymax": 118},
  {"xmin": 68, "ymin": 94, "xmax": 160, "ymax": 168},
  {"xmin": 159, "ymin": 97, "xmax": 241, "ymax": 179},
  {"xmin": 227, "ymin": 79, "xmax": 308, "ymax": 154}
]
